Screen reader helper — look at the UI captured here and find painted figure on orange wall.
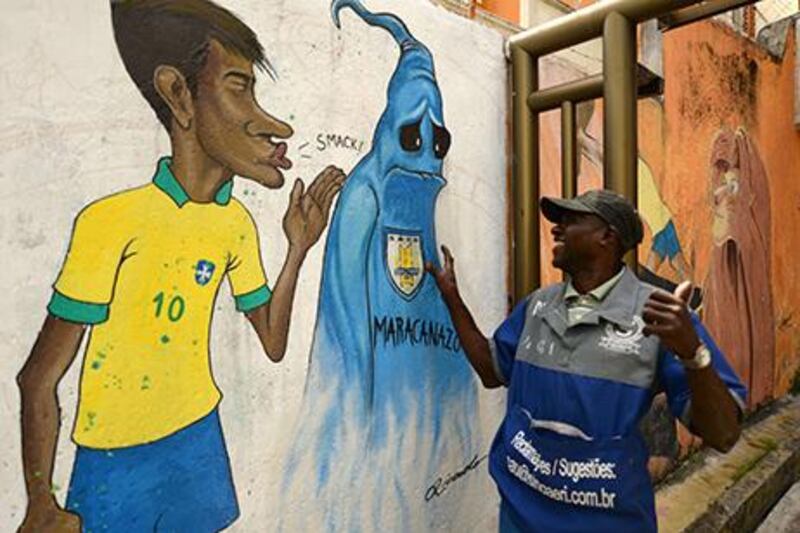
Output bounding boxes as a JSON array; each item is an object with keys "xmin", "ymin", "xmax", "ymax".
[
  {"xmin": 703, "ymin": 126, "xmax": 774, "ymax": 407},
  {"xmin": 576, "ymin": 100, "xmax": 693, "ymax": 283}
]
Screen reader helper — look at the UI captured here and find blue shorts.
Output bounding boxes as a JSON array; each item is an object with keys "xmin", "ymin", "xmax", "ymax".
[
  {"xmin": 66, "ymin": 409, "xmax": 239, "ymax": 532},
  {"xmin": 651, "ymin": 220, "xmax": 682, "ymax": 260}
]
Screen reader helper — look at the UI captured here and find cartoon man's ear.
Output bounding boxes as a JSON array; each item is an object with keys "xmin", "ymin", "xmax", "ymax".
[{"xmin": 154, "ymin": 65, "xmax": 194, "ymax": 131}]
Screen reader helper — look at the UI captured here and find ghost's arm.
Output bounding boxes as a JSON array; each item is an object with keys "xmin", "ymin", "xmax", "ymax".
[{"xmin": 312, "ymin": 181, "xmax": 379, "ymax": 380}]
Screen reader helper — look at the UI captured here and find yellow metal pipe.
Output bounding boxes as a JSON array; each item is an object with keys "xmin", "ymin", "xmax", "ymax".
[
  {"xmin": 508, "ymin": 0, "xmax": 698, "ymax": 56},
  {"xmin": 511, "ymin": 46, "xmax": 539, "ymax": 303},
  {"xmin": 603, "ymin": 11, "xmax": 638, "ymax": 269},
  {"xmin": 526, "ymin": 64, "xmax": 663, "ymax": 113},
  {"xmin": 529, "ymin": 74, "xmax": 604, "ymax": 113},
  {"xmin": 561, "ymin": 101, "xmax": 578, "ymax": 200}
]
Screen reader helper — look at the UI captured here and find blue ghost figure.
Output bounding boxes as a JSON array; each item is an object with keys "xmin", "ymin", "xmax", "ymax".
[{"xmin": 283, "ymin": 1, "xmax": 479, "ymax": 528}]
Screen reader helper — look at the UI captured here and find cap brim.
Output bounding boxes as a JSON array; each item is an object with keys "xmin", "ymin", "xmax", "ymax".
[{"xmin": 540, "ymin": 196, "xmax": 595, "ymax": 223}]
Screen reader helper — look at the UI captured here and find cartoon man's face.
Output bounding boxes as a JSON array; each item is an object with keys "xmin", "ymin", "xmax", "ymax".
[{"xmin": 193, "ymin": 40, "xmax": 294, "ymax": 188}]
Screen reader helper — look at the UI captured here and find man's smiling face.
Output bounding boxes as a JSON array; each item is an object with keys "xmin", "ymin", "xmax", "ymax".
[
  {"xmin": 193, "ymin": 40, "xmax": 294, "ymax": 188},
  {"xmin": 550, "ymin": 211, "xmax": 610, "ymax": 273}
]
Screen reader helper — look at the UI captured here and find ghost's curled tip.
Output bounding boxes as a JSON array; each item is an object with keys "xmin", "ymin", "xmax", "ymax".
[
  {"xmin": 330, "ymin": 1, "xmax": 340, "ymax": 27},
  {"xmin": 329, "ymin": 0, "xmax": 416, "ymax": 47},
  {"xmin": 330, "ymin": 0, "xmax": 350, "ymax": 29}
]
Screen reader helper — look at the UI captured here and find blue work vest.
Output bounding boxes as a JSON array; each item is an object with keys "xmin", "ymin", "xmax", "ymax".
[{"xmin": 488, "ymin": 269, "xmax": 746, "ymax": 532}]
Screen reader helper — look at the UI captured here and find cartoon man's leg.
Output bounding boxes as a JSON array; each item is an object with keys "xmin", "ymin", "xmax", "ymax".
[
  {"xmin": 66, "ymin": 447, "xmax": 161, "ymax": 532},
  {"xmin": 154, "ymin": 410, "xmax": 239, "ymax": 532},
  {"xmin": 66, "ymin": 409, "xmax": 238, "ymax": 532},
  {"xmin": 650, "ymin": 220, "xmax": 692, "ymax": 280},
  {"xmin": 645, "ymin": 248, "xmax": 666, "ymax": 274}
]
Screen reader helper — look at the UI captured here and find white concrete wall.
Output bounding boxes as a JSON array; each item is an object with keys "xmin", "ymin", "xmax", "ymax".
[
  {"xmin": 520, "ymin": 0, "xmax": 604, "ymax": 75},
  {"xmin": 0, "ymin": 0, "xmax": 509, "ymax": 530}
]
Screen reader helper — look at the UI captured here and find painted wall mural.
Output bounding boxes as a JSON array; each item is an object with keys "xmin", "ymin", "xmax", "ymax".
[
  {"xmin": 281, "ymin": 1, "xmax": 480, "ymax": 529},
  {"xmin": 3, "ymin": 0, "xmax": 797, "ymax": 529},
  {"xmin": 1, "ymin": 0, "xmax": 508, "ymax": 530}
]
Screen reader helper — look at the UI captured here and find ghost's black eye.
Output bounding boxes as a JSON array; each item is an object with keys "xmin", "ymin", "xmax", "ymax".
[
  {"xmin": 400, "ymin": 122, "xmax": 422, "ymax": 152},
  {"xmin": 433, "ymin": 125, "xmax": 451, "ymax": 159}
]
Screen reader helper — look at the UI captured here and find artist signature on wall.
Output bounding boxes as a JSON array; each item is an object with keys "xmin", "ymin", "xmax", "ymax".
[{"xmin": 424, "ymin": 453, "xmax": 488, "ymax": 502}]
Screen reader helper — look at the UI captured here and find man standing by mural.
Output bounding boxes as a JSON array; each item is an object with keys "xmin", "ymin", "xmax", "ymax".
[
  {"xmin": 428, "ymin": 190, "xmax": 745, "ymax": 532},
  {"xmin": 16, "ymin": 1, "xmax": 344, "ymax": 531}
]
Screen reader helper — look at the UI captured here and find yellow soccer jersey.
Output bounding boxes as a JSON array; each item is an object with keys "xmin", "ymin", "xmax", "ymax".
[{"xmin": 49, "ymin": 157, "xmax": 271, "ymax": 449}]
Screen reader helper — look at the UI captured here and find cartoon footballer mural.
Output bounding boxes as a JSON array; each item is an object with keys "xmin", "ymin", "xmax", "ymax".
[
  {"xmin": 282, "ymin": 0, "xmax": 480, "ymax": 530},
  {"xmin": 16, "ymin": 1, "xmax": 344, "ymax": 531}
]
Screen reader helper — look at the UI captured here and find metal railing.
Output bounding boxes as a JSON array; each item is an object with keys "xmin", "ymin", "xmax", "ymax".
[{"xmin": 507, "ymin": 0, "xmax": 758, "ymax": 303}]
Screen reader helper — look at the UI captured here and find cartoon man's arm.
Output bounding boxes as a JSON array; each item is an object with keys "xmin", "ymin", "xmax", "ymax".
[
  {"xmin": 17, "ymin": 316, "xmax": 84, "ymax": 533},
  {"xmin": 245, "ymin": 166, "xmax": 345, "ymax": 361}
]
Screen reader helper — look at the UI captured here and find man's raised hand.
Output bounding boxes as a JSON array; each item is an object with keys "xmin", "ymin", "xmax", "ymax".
[
  {"xmin": 642, "ymin": 281, "xmax": 701, "ymax": 359},
  {"xmin": 425, "ymin": 245, "xmax": 459, "ymax": 301}
]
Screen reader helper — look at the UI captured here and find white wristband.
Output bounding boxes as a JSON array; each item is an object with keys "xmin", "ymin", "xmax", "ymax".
[{"xmin": 681, "ymin": 344, "xmax": 712, "ymax": 370}]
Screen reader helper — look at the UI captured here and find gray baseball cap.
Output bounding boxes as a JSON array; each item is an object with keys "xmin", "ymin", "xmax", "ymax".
[{"xmin": 540, "ymin": 189, "xmax": 644, "ymax": 252}]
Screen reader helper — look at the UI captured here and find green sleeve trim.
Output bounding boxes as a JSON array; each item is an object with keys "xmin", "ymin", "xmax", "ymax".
[
  {"xmin": 235, "ymin": 285, "xmax": 272, "ymax": 313},
  {"xmin": 47, "ymin": 291, "xmax": 109, "ymax": 324}
]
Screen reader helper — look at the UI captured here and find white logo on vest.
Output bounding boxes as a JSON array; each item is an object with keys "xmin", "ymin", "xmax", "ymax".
[{"xmin": 598, "ymin": 316, "xmax": 645, "ymax": 355}]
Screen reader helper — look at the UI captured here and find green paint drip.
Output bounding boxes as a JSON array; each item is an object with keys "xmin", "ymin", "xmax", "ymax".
[
  {"xmin": 91, "ymin": 361, "xmax": 102, "ymax": 370},
  {"xmin": 141, "ymin": 375, "xmax": 151, "ymax": 390},
  {"xmin": 160, "ymin": 334, "xmax": 170, "ymax": 344}
]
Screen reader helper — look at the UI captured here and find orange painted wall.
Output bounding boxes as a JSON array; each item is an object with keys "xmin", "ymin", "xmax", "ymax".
[
  {"xmin": 755, "ymin": 34, "xmax": 800, "ymax": 397},
  {"xmin": 662, "ymin": 20, "xmax": 800, "ymax": 403},
  {"xmin": 477, "ymin": 0, "xmax": 520, "ymax": 23}
]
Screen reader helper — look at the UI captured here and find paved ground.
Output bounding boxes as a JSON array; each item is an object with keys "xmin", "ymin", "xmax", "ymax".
[
  {"xmin": 755, "ymin": 480, "xmax": 800, "ymax": 533},
  {"xmin": 656, "ymin": 396, "xmax": 800, "ymax": 532}
]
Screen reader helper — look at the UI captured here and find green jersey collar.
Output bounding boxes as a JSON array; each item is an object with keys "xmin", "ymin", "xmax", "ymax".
[{"xmin": 153, "ymin": 157, "xmax": 233, "ymax": 207}]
